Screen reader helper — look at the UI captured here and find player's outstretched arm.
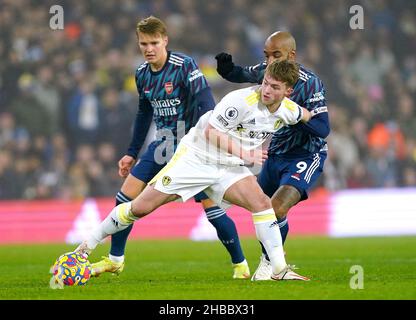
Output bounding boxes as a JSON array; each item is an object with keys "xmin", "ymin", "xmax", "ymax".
[
  {"xmin": 215, "ymin": 52, "xmax": 261, "ymax": 84},
  {"xmin": 300, "ymin": 107, "xmax": 312, "ymax": 123},
  {"xmin": 297, "ymin": 111, "xmax": 330, "ymax": 138},
  {"xmin": 295, "ymin": 77, "xmax": 330, "ymax": 138}
]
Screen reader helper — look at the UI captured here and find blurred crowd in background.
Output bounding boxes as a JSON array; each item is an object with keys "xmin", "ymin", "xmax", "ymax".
[{"xmin": 0, "ymin": 0, "xmax": 415, "ymax": 200}]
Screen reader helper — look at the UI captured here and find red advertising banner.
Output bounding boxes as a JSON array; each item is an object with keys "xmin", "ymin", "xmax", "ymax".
[{"xmin": 0, "ymin": 195, "xmax": 331, "ymax": 244}]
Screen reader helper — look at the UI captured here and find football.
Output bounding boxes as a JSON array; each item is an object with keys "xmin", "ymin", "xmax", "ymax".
[{"xmin": 49, "ymin": 252, "xmax": 92, "ymax": 289}]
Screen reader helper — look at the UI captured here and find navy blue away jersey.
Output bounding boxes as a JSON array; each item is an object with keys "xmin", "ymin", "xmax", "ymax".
[
  {"xmin": 135, "ymin": 51, "xmax": 210, "ymax": 145},
  {"xmin": 225, "ymin": 62, "xmax": 329, "ymax": 157}
]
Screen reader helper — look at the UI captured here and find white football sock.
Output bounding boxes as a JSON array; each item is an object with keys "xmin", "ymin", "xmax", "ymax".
[
  {"xmin": 86, "ymin": 202, "xmax": 138, "ymax": 250},
  {"xmin": 252, "ymin": 209, "xmax": 287, "ymax": 274},
  {"xmin": 109, "ymin": 254, "xmax": 125, "ymax": 263}
]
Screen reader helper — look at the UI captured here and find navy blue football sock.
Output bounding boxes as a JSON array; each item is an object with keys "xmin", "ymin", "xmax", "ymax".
[
  {"xmin": 109, "ymin": 191, "xmax": 133, "ymax": 257},
  {"xmin": 260, "ymin": 217, "xmax": 289, "ymax": 261},
  {"xmin": 278, "ymin": 217, "xmax": 289, "ymax": 244},
  {"xmin": 205, "ymin": 206, "xmax": 245, "ymax": 264}
]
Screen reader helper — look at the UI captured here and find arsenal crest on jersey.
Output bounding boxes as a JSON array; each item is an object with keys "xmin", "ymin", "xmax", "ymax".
[{"xmin": 165, "ymin": 82, "xmax": 173, "ymax": 95}]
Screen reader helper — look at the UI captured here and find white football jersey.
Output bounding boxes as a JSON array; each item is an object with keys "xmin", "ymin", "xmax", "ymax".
[{"xmin": 180, "ymin": 85, "xmax": 302, "ymax": 166}]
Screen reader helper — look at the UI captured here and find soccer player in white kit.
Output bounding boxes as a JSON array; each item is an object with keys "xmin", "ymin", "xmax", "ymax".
[{"xmin": 76, "ymin": 60, "xmax": 312, "ymax": 281}]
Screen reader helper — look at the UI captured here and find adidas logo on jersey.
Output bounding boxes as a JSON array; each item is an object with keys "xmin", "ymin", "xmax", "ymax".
[
  {"xmin": 169, "ymin": 54, "xmax": 184, "ymax": 66},
  {"xmin": 245, "ymin": 91, "xmax": 260, "ymax": 106}
]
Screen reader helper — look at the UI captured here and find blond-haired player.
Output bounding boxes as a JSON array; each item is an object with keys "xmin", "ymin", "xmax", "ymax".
[
  {"xmin": 216, "ymin": 31, "xmax": 330, "ymax": 281},
  {"xmin": 76, "ymin": 60, "xmax": 312, "ymax": 281}
]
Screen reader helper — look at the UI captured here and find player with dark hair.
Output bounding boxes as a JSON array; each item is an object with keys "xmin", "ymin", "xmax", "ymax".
[
  {"xmin": 215, "ymin": 31, "xmax": 330, "ymax": 280},
  {"xmin": 92, "ymin": 16, "xmax": 249, "ymax": 279}
]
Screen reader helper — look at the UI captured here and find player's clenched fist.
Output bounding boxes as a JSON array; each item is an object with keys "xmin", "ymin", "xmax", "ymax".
[
  {"xmin": 277, "ymin": 102, "xmax": 311, "ymax": 125},
  {"xmin": 118, "ymin": 155, "xmax": 136, "ymax": 178}
]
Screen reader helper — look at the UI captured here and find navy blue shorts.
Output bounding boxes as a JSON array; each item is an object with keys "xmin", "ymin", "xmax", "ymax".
[
  {"xmin": 258, "ymin": 151, "xmax": 327, "ymax": 201},
  {"xmin": 130, "ymin": 141, "xmax": 209, "ymax": 202}
]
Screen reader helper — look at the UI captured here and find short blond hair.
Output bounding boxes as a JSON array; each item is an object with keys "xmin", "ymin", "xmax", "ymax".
[
  {"xmin": 266, "ymin": 60, "xmax": 299, "ymax": 87},
  {"xmin": 136, "ymin": 16, "xmax": 167, "ymax": 36}
]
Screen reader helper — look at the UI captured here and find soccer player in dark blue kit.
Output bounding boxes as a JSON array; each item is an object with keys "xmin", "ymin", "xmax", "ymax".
[
  {"xmin": 215, "ymin": 31, "xmax": 330, "ymax": 280},
  {"xmin": 91, "ymin": 16, "xmax": 250, "ymax": 279}
]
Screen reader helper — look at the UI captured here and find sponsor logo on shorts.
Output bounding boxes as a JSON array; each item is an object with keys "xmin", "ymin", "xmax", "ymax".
[
  {"xmin": 162, "ymin": 176, "xmax": 172, "ymax": 186},
  {"xmin": 291, "ymin": 173, "xmax": 301, "ymax": 181}
]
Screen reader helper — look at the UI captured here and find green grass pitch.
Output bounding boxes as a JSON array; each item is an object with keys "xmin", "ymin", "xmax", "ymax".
[{"xmin": 0, "ymin": 236, "xmax": 415, "ymax": 300}]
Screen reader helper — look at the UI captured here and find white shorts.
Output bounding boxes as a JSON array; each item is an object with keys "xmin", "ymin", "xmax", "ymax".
[{"xmin": 149, "ymin": 144, "xmax": 253, "ymax": 206}]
